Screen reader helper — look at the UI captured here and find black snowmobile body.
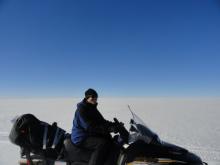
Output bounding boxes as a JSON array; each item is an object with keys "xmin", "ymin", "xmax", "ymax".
[{"xmin": 9, "ymin": 111, "xmax": 207, "ymax": 165}]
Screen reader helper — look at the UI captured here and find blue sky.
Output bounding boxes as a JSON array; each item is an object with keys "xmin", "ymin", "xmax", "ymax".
[{"xmin": 0, "ymin": 0, "xmax": 220, "ymax": 97}]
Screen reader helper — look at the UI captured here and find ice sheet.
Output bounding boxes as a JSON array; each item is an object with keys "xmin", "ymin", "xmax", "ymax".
[{"xmin": 0, "ymin": 97, "xmax": 219, "ymax": 164}]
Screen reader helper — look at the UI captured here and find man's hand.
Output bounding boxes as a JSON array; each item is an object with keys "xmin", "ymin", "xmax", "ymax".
[
  {"xmin": 105, "ymin": 119, "xmax": 125, "ymax": 134},
  {"xmin": 108, "ymin": 123, "xmax": 120, "ymax": 133}
]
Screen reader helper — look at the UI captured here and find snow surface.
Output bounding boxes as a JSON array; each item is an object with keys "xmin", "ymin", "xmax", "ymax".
[{"xmin": 0, "ymin": 97, "xmax": 220, "ymax": 165}]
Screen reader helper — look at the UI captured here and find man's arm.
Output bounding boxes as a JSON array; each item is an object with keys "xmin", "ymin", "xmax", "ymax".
[{"xmin": 78, "ymin": 108, "xmax": 117, "ymax": 135}]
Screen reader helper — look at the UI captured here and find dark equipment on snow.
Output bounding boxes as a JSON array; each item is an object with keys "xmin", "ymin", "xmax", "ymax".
[{"xmin": 9, "ymin": 114, "xmax": 66, "ymax": 164}]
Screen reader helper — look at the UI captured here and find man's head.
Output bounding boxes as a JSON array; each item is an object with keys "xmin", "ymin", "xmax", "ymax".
[{"xmin": 85, "ymin": 88, "xmax": 98, "ymax": 105}]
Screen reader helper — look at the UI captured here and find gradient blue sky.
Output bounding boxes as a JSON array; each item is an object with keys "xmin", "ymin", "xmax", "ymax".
[{"xmin": 0, "ymin": 0, "xmax": 220, "ymax": 97}]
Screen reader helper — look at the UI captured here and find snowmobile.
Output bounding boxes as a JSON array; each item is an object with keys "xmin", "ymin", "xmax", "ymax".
[{"xmin": 9, "ymin": 110, "xmax": 208, "ymax": 165}]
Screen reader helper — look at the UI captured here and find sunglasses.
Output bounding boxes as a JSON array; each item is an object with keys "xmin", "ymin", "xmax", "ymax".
[{"xmin": 87, "ymin": 95, "xmax": 98, "ymax": 99}]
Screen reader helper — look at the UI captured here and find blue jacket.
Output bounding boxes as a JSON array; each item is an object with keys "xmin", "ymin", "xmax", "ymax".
[{"xmin": 71, "ymin": 99, "xmax": 113, "ymax": 144}]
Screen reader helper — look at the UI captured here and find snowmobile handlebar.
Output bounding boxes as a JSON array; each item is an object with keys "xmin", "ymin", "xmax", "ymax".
[
  {"xmin": 113, "ymin": 118, "xmax": 120, "ymax": 124},
  {"xmin": 113, "ymin": 118, "xmax": 129, "ymax": 144}
]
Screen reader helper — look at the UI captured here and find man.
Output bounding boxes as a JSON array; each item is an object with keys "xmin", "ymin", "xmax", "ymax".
[{"xmin": 71, "ymin": 88, "xmax": 118, "ymax": 165}]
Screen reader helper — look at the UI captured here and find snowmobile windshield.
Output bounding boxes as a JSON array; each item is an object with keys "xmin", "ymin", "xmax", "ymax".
[
  {"xmin": 129, "ymin": 110, "xmax": 159, "ymax": 144},
  {"xmin": 130, "ymin": 110, "xmax": 148, "ymax": 127}
]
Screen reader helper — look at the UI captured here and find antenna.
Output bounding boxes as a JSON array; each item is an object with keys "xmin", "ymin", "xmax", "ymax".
[
  {"xmin": 127, "ymin": 105, "xmax": 132, "ymax": 111},
  {"xmin": 127, "ymin": 105, "xmax": 135, "ymax": 119}
]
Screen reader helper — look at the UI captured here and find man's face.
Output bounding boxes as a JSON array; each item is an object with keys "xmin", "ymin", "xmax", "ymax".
[{"xmin": 87, "ymin": 96, "xmax": 98, "ymax": 105}]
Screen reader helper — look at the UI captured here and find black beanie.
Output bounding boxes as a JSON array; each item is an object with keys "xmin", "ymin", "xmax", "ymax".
[{"xmin": 85, "ymin": 88, "xmax": 98, "ymax": 98}]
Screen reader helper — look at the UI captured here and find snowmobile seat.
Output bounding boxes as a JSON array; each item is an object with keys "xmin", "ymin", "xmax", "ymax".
[{"xmin": 64, "ymin": 136, "xmax": 92, "ymax": 162}]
